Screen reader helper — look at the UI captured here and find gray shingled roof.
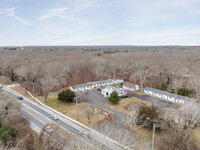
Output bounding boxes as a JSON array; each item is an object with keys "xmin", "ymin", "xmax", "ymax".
[
  {"xmin": 71, "ymin": 78, "xmax": 123, "ymax": 89},
  {"xmin": 144, "ymin": 87, "xmax": 191, "ymax": 101}
]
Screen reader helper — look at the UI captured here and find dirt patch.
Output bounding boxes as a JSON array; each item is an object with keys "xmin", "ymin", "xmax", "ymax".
[{"xmin": 91, "ymin": 105, "xmax": 114, "ymax": 129}]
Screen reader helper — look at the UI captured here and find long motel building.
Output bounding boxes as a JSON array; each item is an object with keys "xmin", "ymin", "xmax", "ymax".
[
  {"xmin": 144, "ymin": 87, "xmax": 191, "ymax": 104},
  {"xmin": 70, "ymin": 78, "xmax": 124, "ymax": 92}
]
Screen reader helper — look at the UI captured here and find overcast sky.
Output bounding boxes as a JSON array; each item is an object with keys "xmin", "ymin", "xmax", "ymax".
[{"xmin": 0, "ymin": 0, "xmax": 200, "ymax": 46}]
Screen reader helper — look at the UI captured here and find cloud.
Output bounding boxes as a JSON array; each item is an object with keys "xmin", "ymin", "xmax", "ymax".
[
  {"xmin": 38, "ymin": 0, "xmax": 101, "ymax": 25},
  {"xmin": 3, "ymin": 8, "xmax": 30, "ymax": 25},
  {"xmin": 38, "ymin": 7, "xmax": 70, "ymax": 20}
]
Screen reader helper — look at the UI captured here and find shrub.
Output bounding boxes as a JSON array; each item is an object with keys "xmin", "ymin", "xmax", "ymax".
[
  {"xmin": 160, "ymin": 82, "xmax": 168, "ymax": 91},
  {"xmin": 58, "ymin": 89, "xmax": 76, "ymax": 103},
  {"xmin": 177, "ymin": 88, "xmax": 195, "ymax": 97},
  {"xmin": 0, "ymin": 125, "xmax": 18, "ymax": 145},
  {"xmin": 109, "ymin": 91, "xmax": 120, "ymax": 104}
]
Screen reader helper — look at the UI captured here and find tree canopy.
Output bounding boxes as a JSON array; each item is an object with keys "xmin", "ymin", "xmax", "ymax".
[
  {"xmin": 58, "ymin": 89, "xmax": 76, "ymax": 103},
  {"xmin": 136, "ymin": 105, "xmax": 160, "ymax": 130},
  {"xmin": 109, "ymin": 91, "xmax": 120, "ymax": 104}
]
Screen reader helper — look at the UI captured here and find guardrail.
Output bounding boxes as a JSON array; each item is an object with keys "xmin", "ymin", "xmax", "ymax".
[{"xmin": 5, "ymin": 85, "xmax": 132, "ymax": 150}]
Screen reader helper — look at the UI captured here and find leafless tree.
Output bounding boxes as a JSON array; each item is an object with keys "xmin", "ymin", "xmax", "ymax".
[
  {"xmin": 190, "ymin": 76, "xmax": 200, "ymax": 100},
  {"xmin": 84, "ymin": 106, "xmax": 94, "ymax": 124},
  {"xmin": 134, "ymin": 62, "xmax": 150, "ymax": 90}
]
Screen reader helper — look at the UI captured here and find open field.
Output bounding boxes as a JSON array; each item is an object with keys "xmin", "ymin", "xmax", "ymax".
[
  {"xmin": 192, "ymin": 127, "xmax": 200, "ymax": 147},
  {"xmin": 9, "ymin": 86, "xmax": 105, "ymax": 127},
  {"xmin": 37, "ymin": 92, "xmax": 105, "ymax": 127},
  {"xmin": 105, "ymin": 97, "xmax": 151, "ymax": 114},
  {"xmin": 134, "ymin": 90, "xmax": 144, "ymax": 96}
]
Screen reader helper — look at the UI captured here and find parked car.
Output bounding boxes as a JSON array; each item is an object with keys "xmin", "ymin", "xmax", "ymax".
[
  {"xmin": 51, "ymin": 115, "xmax": 59, "ymax": 120},
  {"xmin": 97, "ymin": 88, "xmax": 101, "ymax": 91},
  {"xmin": 17, "ymin": 96, "xmax": 23, "ymax": 100},
  {"xmin": 79, "ymin": 131, "xmax": 89, "ymax": 137},
  {"xmin": 122, "ymin": 95, "xmax": 128, "ymax": 98}
]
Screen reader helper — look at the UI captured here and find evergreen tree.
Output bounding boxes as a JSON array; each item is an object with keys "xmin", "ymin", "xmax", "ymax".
[
  {"xmin": 58, "ymin": 89, "xmax": 76, "ymax": 103},
  {"xmin": 109, "ymin": 91, "xmax": 120, "ymax": 104}
]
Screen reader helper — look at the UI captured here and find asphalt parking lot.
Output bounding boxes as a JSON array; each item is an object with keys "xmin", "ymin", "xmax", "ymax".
[{"xmin": 82, "ymin": 90, "xmax": 173, "ymax": 110}]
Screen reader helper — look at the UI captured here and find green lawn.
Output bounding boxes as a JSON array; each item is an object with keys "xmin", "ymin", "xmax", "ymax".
[
  {"xmin": 37, "ymin": 92, "xmax": 105, "ymax": 127},
  {"xmin": 10, "ymin": 86, "xmax": 36, "ymax": 101},
  {"xmin": 105, "ymin": 97, "xmax": 151, "ymax": 114}
]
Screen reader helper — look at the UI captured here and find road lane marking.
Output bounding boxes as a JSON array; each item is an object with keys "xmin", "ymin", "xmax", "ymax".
[
  {"xmin": 21, "ymin": 108, "xmax": 47, "ymax": 125},
  {"xmin": 21, "ymin": 103, "xmax": 98, "ymax": 149}
]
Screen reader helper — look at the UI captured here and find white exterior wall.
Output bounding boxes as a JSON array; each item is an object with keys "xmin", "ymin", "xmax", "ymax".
[
  {"xmin": 70, "ymin": 86, "xmax": 77, "ymax": 92},
  {"xmin": 85, "ymin": 86, "xmax": 91, "ymax": 90},
  {"xmin": 144, "ymin": 88, "xmax": 188, "ymax": 104},
  {"xmin": 144, "ymin": 89, "xmax": 148, "ymax": 94},
  {"xmin": 102, "ymin": 89, "xmax": 113, "ymax": 97}
]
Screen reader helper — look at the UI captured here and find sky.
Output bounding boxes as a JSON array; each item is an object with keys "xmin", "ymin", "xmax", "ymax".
[{"xmin": 0, "ymin": 0, "xmax": 200, "ymax": 46}]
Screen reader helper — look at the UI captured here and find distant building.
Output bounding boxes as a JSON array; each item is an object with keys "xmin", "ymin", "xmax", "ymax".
[
  {"xmin": 70, "ymin": 78, "xmax": 124, "ymax": 92},
  {"xmin": 123, "ymin": 83, "xmax": 139, "ymax": 91},
  {"xmin": 144, "ymin": 87, "xmax": 191, "ymax": 104},
  {"xmin": 102, "ymin": 85, "xmax": 127, "ymax": 97}
]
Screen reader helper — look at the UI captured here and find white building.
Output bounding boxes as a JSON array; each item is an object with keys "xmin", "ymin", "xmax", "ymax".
[
  {"xmin": 70, "ymin": 78, "xmax": 124, "ymax": 92},
  {"xmin": 144, "ymin": 87, "xmax": 191, "ymax": 104},
  {"xmin": 102, "ymin": 86, "xmax": 127, "ymax": 97},
  {"xmin": 123, "ymin": 83, "xmax": 139, "ymax": 91}
]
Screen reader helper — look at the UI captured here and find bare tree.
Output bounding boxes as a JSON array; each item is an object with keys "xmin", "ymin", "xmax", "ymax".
[
  {"xmin": 190, "ymin": 76, "xmax": 200, "ymax": 100},
  {"xmin": 134, "ymin": 62, "xmax": 150, "ymax": 91},
  {"xmin": 157, "ymin": 101, "xmax": 200, "ymax": 150},
  {"xmin": 84, "ymin": 106, "xmax": 94, "ymax": 124}
]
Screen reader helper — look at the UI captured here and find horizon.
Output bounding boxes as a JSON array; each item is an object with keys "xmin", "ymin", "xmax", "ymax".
[{"xmin": 1, "ymin": 44, "xmax": 200, "ymax": 47}]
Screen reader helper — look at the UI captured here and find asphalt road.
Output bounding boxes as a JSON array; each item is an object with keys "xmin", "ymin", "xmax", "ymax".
[{"xmin": 2, "ymin": 86, "xmax": 130, "ymax": 150}]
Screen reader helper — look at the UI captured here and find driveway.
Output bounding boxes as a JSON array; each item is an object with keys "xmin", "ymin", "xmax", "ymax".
[
  {"xmin": 81, "ymin": 90, "xmax": 173, "ymax": 128},
  {"xmin": 82, "ymin": 90, "xmax": 127, "ymax": 127},
  {"xmin": 128, "ymin": 91, "xmax": 173, "ymax": 109}
]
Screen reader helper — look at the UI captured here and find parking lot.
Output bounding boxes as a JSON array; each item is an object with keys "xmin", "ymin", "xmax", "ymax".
[{"xmin": 81, "ymin": 89, "xmax": 173, "ymax": 110}]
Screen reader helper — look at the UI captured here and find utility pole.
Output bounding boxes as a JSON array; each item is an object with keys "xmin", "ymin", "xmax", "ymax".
[
  {"xmin": 152, "ymin": 123, "xmax": 157, "ymax": 150},
  {"xmin": 75, "ymin": 93, "xmax": 80, "ymax": 121},
  {"xmin": 32, "ymin": 79, "xmax": 35, "ymax": 96}
]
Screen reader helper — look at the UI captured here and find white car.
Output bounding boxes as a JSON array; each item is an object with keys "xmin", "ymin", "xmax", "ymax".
[
  {"xmin": 79, "ymin": 131, "xmax": 89, "ymax": 137},
  {"xmin": 51, "ymin": 115, "xmax": 59, "ymax": 120}
]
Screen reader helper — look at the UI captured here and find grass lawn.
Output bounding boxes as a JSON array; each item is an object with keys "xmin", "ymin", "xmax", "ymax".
[
  {"xmin": 192, "ymin": 127, "xmax": 200, "ymax": 148},
  {"xmin": 0, "ymin": 82, "xmax": 13, "ymax": 85},
  {"xmin": 37, "ymin": 92, "xmax": 105, "ymax": 127},
  {"xmin": 134, "ymin": 90, "xmax": 144, "ymax": 96},
  {"xmin": 10, "ymin": 86, "xmax": 36, "ymax": 101},
  {"xmin": 105, "ymin": 97, "xmax": 151, "ymax": 114},
  {"xmin": 134, "ymin": 127, "xmax": 152, "ymax": 140}
]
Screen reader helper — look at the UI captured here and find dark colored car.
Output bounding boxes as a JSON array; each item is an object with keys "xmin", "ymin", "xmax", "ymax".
[
  {"xmin": 97, "ymin": 88, "xmax": 101, "ymax": 91},
  {"xmin": 122, "ymin": 95, "xmax": 128, "ymax": 98},
  {"xmin": 18, "ymin": 96, "xmax": 23, "ymax": 100}
]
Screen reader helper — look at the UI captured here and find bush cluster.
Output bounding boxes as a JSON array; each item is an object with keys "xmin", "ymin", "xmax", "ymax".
[
  {"xmin": 0, "ymin": 123, "xmax": 18, "ymax": 145},
  {"xmin": 109, "ymin": 91, "xmax": 120, "ymax": 104},
  {"xmin": 58, "ymin": 89, "xmax": 76, "ymax": 103}
]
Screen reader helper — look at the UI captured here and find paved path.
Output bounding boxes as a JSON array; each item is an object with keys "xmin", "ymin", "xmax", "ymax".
[
  {"xmin": 82, "ymin": 90, "xmax": 127, "ymax": 128},
  {"xmin": 82, "ymin": 90, "xmax": 173, "ymax": 128},
  {"xmin": 3, "ymin": 86, "xmax": 129, "ymax": 150}
]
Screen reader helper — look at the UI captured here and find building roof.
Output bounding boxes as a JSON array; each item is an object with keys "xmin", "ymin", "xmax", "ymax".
[
  {"xmin": 123, "ymin": 83, "xmax": 138, "ymax": 89},
  {"xmin": 104, "ymin": 85, "xmax": 124, "ymax": 93},
  {"xmin": 71, "ymin": 78, "xmax": 124, "ymax": 89},
  {"xmin": 144, "ymin": 87, "xmax": 191, "ymax": 101}
]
